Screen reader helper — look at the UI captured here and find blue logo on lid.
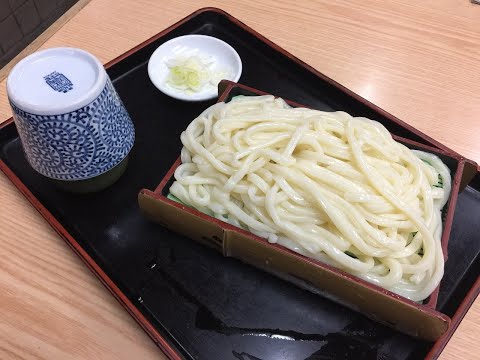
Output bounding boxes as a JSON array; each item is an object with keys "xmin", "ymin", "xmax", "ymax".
[{"xmin": 44, "ymin": 71, "xmax": 73, "ymax": 93}]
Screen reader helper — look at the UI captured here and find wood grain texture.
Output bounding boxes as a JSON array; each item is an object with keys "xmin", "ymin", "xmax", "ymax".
[
  {"xmin": 0, "ymin": 174, "xmax": 161, "ymax": 360},
  {"xmin": 0, "ymin": 1, "xmax": 479, "ymax": 359}
]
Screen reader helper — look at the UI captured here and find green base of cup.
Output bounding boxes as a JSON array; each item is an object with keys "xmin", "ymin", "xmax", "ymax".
[{"xmin": 50, "ymin": 155, "xmax": 129, "ymax": 194}]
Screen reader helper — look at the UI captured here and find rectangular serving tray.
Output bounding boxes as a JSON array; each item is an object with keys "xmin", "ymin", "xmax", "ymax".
[{"xmin": 1, "ymin": 8, "xmax": 479, "ymax": 360}]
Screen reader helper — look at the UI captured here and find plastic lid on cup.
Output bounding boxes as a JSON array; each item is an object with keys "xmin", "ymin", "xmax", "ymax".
[{"xmin": 6, "ymin": 47, "xmax": 107, "ymax": 116}]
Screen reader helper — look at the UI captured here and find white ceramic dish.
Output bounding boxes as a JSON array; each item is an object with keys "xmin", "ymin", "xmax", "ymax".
[{"xmin": 147, "ymin": 35, "xmax": 242, "ymax": 101}]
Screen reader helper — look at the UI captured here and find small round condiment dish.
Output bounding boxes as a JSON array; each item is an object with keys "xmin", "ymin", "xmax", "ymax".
[{"xmin": 147, "ymin": 35, "xmax": 242, "ymax": 101}]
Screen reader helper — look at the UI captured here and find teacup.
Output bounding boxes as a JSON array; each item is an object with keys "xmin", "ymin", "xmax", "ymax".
[{"xmin": 7, "ymin": 47, "xmax": 134, "ymax": 193}]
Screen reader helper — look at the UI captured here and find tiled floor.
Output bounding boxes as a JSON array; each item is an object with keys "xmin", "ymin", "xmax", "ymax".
[{"xmin": 0, "ymin": 0, "xmax": 79, "ymax": 68}]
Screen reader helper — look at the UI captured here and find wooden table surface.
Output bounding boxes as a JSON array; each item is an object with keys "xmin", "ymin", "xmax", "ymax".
[{"xmin": 1, "ymin": 1, "xmax": 479, "ymax": 359}]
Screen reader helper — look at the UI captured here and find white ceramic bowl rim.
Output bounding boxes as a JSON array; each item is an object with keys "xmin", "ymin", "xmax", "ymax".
[{"xmin": 6, "ymin": 47, "xmax": 107, "ymax": 115}]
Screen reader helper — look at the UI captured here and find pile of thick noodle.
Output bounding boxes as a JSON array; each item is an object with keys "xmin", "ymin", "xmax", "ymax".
[{"xmin": 170, "ymin": 95, "xmax": 451, "ymax": 301}]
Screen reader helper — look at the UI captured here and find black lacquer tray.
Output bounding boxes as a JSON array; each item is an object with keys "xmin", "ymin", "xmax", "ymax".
[{"xmin": 0, "ymin": 8, "xmax": 478, "ymax": 360}]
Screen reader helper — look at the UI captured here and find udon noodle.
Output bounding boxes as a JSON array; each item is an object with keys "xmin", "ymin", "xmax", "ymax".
[{"xmin": 170, "ymin": 95, "xmax": 451, "ymax": 301}]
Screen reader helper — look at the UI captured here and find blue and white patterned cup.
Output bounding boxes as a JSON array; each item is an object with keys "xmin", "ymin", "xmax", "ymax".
[{"xmin": 7, "ymin": 48, "xmax": 134, "ymax": 192}]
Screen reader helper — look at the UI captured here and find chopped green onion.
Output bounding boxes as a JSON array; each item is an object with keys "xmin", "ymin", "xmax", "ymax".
[
  {"xmin": 165, "ymin": 51, "xmax": 229, "ymax": 94},
  {"xmin": 433, "ymin": 174, "xmax": 443, "ymax": 188}
]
